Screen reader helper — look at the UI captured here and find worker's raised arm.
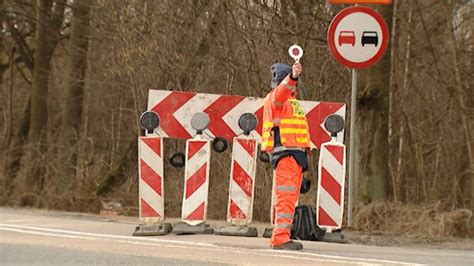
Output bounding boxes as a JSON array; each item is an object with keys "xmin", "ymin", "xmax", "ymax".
[
  {"xmin": 273, "ymin": 62, "xmax": 302, "ymax": 106},
  {"xmin": 273, "ymin": 75, "xmax": 297, "ymax": 105}
]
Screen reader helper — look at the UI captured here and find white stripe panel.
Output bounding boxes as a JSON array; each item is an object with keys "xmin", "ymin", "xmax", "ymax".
[
  {"xmin": 139, "ymin": 179, "xmax": 164, "ymax": 216},
  {"xmin": 147, "ymin": 90, "xmax": 172, "ymax": 137},
  {"xmin": 147, "ymin": 90, "xmax": 172, "ymax": 110},
  {"xmin": 182, "ymin": 180, "xmax": 208, "ymax": 218},
  {"xmin": 174, "ymin": 94, "xmax": 220, "ymax": 138},
  {"xmin": 232, "ymin": 141, "xmax": 255, "ymax": 178},
  {"xmin": 182, "ymin": 140, "xmax": 211, "ymax": 224},
  {"xmin": 139, "ymin": 139, "xmax": 164, "ymax": 178},
  {"xmin": 185, "ymin": 157, "xmax": 207, "ymax": 181},
  {"xmin": 321, "ymin": 147, "xmax": 344, "ymax": 185},
  {"xmin": 229, "ymin": 180, "xmax": 251, "ymax": 214},
  {"xmin": 222, "ymin": 97, "xmax": 263, "ymax": 136},
  {"xmin": 319, "ymin": 188, "xmax": 342, "ymax": 226},
  {"xmin": 299, "ymin": 101, "xmax": 319, "ymax": 148},
  {"xmin": 299, "ymin": 100, "xmax": 320, "ymax": 115},
  {"xmin": 227, "ymin": 138, "xmax": 258, "ymax": 224},
  {"xmin": 185, "ymin": 142, "xmax": 210, "ymax": 181}
]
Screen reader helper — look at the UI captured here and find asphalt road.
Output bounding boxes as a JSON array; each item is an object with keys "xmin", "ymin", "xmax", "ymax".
[{"xmin": 0, "ymin": 208, "xmax": 472, "ymax": 265}]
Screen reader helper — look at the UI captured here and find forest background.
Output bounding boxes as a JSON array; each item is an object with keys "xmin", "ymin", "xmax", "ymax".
[{"xmin": 0, "ymin": 0, "xmax": 472, "ymax": 239}]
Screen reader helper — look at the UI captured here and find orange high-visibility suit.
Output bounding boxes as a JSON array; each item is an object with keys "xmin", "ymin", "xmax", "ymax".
[{"xmin": 262, "ymin": 74, "xmax": 310, "ymax": 247}]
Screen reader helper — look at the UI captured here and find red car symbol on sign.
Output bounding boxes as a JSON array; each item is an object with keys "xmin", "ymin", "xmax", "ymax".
[{"xmin": 338, "ymin": 31, "xmax": 355, "ymax": 46}]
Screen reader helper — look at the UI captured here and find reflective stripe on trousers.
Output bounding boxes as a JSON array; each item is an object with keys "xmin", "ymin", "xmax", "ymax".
[{"xmin": 270, "ymin": 156, "xmax": 303, "ymax": 247}]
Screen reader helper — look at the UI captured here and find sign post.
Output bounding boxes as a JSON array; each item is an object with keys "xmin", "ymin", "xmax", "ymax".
[
  {"xmin": 327, "ymin": 6, "xmax": 389, "ymax": 226},
  {"xmin": 348, "ymin": 69, "xmax": 357, "ymax": 226}
]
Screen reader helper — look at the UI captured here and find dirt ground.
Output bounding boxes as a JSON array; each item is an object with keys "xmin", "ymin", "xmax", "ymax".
[{"xmin": 345, "ymin": 230, "xmax": 474, "ymax": 250}]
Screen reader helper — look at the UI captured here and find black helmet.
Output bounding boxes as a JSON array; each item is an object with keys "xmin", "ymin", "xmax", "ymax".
[{"xmin": 270, "ymin": 63, "xmax": 291, "ymax": 88}]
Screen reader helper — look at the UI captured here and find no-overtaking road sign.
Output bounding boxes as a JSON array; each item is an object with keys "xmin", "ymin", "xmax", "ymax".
[{"xmin": 327, "ymin": 6, "xmax": 389, "ymax": 69}]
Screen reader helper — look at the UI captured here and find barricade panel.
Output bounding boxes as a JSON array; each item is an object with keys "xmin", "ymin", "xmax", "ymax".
[
  {"xmin": 182, "ymin": 139, "xmax": 211, "ymax": 226},
  {"xmin": 316, "ymin": 141, "xmax": 346, "ymax": 231},
  {"xmin": 227, "ymin": 137, "xmax": 258, "ymax": 225}
]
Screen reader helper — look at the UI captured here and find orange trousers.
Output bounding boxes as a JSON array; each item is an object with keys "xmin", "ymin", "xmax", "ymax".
[{"xmin": 270, "ymin": 156, "xmax": 303, "ymax": 246}]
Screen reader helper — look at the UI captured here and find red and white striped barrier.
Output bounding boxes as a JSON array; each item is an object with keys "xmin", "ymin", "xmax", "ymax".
[
  {"xmin": 182, "ymin": 138, "xmax": 211, "ymax": 225},
  {"xmin": 147, "ymin": 90, "xmax": 346, "ymax": 148},
  {"xmin": 227, "ymin": 137, "xmax": 258, "ymax": 225},
  {"xmin": 138, "ymin": 136, "xmax": 165, "ymax": 223},
  {"xmin": 316, "ymin": 140, "xmax": 346, "ymax": 231}
]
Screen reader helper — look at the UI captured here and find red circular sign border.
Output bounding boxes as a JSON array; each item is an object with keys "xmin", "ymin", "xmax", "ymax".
[{"xmin": 327, "ymin": 6, "xmax": 389, "ymax": 69}]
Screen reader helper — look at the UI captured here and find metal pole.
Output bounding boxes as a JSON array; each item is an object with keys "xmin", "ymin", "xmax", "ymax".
[{"xmin": 348, "ymin": 69, "xmax": 357, "ymax": 227}]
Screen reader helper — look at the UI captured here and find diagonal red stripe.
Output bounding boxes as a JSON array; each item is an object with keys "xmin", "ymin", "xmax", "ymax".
[
  {"xmin": 325, "ymin": 144, "xmax": 344, "ymax": 165},
  {"xmin": 185, "ymin": 163, "xmax": 207, "ymax": 199},
  {"xmin": 186, "ymin": 202, "xmax": 205, "ymax": 221},
  {"xmin": 140, "ymin": 159, "xmax": 162, "ymax": 196},
  {"xmin": 187, "ymin": 141, "xmax": 207, "ymax": 160},
  {"xmin": 237, "ymin": 139, "xmax": 256, "ymax": 156},
  {"xmin": 254, "ymin": 107, "xmax": 264, "ymax": 136},
  {"xmin": 318, "ymin": 206, "xmax": 337, "ymax": 227},
  {"xmin": 204, "ymin": 95, "xmax": 245, "ymax": 141},
  {"xmin": 229, "ymin": 199, "xmax": 246, "ymax": 220},
  {"xmin": 232, "ymin": 161, "xmax": 253, "ymax": 197},
  {"xmin": 306, "ymin": 102, "xmax": 345, "ymax": 149},
  {"xmin": 321, "ymin": 167, "xmax": 341, "ymax": 204},
  {"xmin": 151, "ymin": 91, "xmax": 195, "ymax": 139},
  {"xmin": 141, "ymin": 137, "xmax": 161, "ymax": 157},
  {"xmin": 141, "ymin": 198, "xmax": 160, "ymax": 217}
]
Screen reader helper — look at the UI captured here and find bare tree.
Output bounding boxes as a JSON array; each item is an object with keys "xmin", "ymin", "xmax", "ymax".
[
  {"xmin": 23, "ymin": 0, "xmax": 66, "ymax": 194},
  {"xmin": 57, "ymin": 0, "xmax": 91, "ymax": 197}
]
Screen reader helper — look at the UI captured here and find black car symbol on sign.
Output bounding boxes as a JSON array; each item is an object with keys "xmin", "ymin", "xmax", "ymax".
[{"xmin": 361, "ymin": 31, "xmax": 378, "ymax": 47}]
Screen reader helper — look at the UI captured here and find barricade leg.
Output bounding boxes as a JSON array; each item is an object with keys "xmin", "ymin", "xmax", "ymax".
[
  {"xmin": 133, "ymin": 136, "xmax": 172, "ymax": 236},
  {"xmin": 215, "ymin": 137, "xmax": 258, "ymax": 237},
  {"xmin": 316, "ymin": 140, "xmax": 347, "ymax": 243},
  {"xmin": 172, "ymin": 138, "xmax": 214, "ymax": 235}
]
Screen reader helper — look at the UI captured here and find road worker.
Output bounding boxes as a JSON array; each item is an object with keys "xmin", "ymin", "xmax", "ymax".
[{"xmin": 261, "ymin": 62, "xmax": 310, "ymax": 250}]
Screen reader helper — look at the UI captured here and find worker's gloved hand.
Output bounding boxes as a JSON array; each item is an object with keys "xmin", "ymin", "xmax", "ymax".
[
  {"xmin": 292, "ymin": 62, "xmax": 302, "ymax": 79},
  {"xmin": 300, "ymin": 177, "xmax": 311, "ymax": 194}
]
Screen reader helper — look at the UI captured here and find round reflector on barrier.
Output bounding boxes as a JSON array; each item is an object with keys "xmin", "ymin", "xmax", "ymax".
[
  {"xmin": 169, "ymin": 152, "xmax": 185, "ymax": 168},
  {"xmin": 238, "ymin": 113, "xmax": 258, "ymax": 135},
  {"xmin": 191, "ymin": 112, "xmax": 210, "ymax": 133},
  {"xmin": 212, "ymin": 137, "xmax": 228, "ymax": 153},
  {"xmin": 140, "ymin": 111, "xmax": 160, "ymax": 134},
  {"xmin": 324, "ymin": 114, "xmax": 344, "ymax": 136}
]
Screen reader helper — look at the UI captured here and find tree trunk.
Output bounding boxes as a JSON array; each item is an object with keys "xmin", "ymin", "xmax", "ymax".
[
  {"xmin": 356, "ymin": 5, "xmax": 393, "ymax": 202},
  {"xmin": 23, "ymin": 0, "xmax": 65, "ymax": 193},
  {"xmin": 388, "ymin": 0, "xmax": 400, "ymax": 202},
  {"xmin": 446, "ymin": 1, "xmax": 473, "ymax": 208},
  {"xmin": 57, "ymin": 0, "xmax": 91, "ymax": 196},
  {"xmin": 3, "ymin": 99, "xmax": 31, "ymax": 200}
]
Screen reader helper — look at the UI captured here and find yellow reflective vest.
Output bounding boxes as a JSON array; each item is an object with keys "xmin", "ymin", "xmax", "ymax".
[{"xmin": 261, "ymin": 75, "xmax": 310, "ymax": 152}]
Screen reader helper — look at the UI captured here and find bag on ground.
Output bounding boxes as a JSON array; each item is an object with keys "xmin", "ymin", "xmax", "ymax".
[{"xmin": 290, "ymin": 205, "xmax": 325, "ymax": 241}]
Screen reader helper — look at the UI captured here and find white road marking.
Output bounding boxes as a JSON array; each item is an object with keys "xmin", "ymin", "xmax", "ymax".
[
  {"xmin": 0, "ymin": 227, "xmax": 366, "ymax": 265},
  {"xmin": 0, "ymin": 224, "xmax": 423, "ymax": 265},
  {"xmin": 0, "ymin": 223, "xmax": 215, "ymax": 247}
]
